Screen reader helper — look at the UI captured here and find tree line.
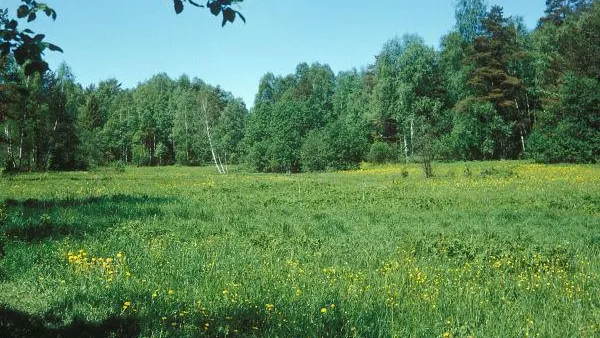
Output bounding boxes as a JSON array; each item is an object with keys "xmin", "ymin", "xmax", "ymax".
[{"xmin": 1, "ymin": 0, "xmax": 598, "ymax": 173}]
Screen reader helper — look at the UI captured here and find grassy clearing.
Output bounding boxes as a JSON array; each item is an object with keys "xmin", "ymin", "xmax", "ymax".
[{"xmin": 0, "ymin": 161, "xmax": 599, "ymax": 337}]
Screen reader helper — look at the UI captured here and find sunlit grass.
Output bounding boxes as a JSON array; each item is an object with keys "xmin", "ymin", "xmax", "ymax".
[{"xmin": 0, "ymin": 161, "xmax": 599, "ymax": 337}]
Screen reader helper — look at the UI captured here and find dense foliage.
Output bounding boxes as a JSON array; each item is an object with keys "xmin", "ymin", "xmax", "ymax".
[{"xmin": 1, "ymin": 0, "xmax": 599, "ymax": 172}]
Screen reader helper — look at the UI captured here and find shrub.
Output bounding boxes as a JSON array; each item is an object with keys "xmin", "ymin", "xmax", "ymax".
[
  {"xmin": 368, "ymin": 142, "xmax": 394, "ymax": 164},
  {"xmin": 300, "ymin": 129, "xmax": 331, "ymax": 172}
]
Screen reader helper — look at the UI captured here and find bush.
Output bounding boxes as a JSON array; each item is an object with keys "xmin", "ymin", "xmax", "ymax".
[
  {"xmin": 110, "ymin": 161, "xmax": 127, "ymax": 173},
  {"xmin": 300, "ymin": 129, "xmax": 331, "ymax": 172},
  {"xmin": 368, "ymin": 142, "xmax": 394, "ymax": 164},
  {"xmin": 132, "ymin": 145, "xmax": 149, "ymax": 166},
  {"xmin": 300, "ymin": 121, "xmax": 368, "ymax": 172}
]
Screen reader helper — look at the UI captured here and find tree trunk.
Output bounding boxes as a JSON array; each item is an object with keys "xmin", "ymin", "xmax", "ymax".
[
  {"xmin": 44, "ymin": 119, "xmax": 59, "ymax": 170},
  {"xmin": 403, "ymin": 134, "xmax": 409, "ymax": 163},
  {"xmin": 4, "ymin": 125, "xmax": 16, "ymax": 169},
  {"xmin": 410, "ymin": 119, "xmax": 414, "ymax": 157},
  {"xmin": 201, "ymin": 96, "xmax": 226, "ymax": 174},
  {"xmin": 18, "ymin": 125, "xmax": 24, "ymax": 169}
]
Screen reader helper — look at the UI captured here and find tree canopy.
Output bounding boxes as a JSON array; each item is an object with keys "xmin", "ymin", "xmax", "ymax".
[{"xmin": 1, "ymin": 0, "xmax": 598, "ymax": 173}]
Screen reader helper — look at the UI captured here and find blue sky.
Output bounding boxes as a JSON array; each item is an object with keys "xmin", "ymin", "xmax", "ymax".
[{"xmin": 7, "ymin": 0, "xmax": 546, "ymax": 107}]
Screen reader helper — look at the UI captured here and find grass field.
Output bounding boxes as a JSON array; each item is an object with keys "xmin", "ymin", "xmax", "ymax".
[{"xmin": 0, "ymin": 161, "xmax": 599, "ymax": 337}]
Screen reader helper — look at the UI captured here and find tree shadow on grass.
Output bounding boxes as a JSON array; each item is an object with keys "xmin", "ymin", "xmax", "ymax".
[
  {"xmin": 0, "ymin": 306, "xmax": 140, "ymax": 338},
  {"xmin": 1, "ymin": 194, "xmax": 174, "ymax": 243}
]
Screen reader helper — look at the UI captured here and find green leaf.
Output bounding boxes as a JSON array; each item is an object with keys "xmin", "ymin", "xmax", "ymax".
[
  {"xmin": 17, "ymin": 5, "xmax": 30, "ymax": 19},
  {"xmin": 27, "ymin": 12, "xmax": 37, "ymax": 22},
  {"xmin": 46, "ymin": 43, "xmax": 63, "ymax": 52},
  {"xmin": 24, "ymin": 60, "xmax": 49, "ymax": 76},
  {"xmin": 43, "ymin": 8, "xmax": 57, "ymax": 20},
  {"xmin": 235, "ymin": 11, "xmax": 246, "ymax": 23},
  {"xmin": 222, "ymin": 7, "xmax": 235, "ymax": 26},
  {"xmin": 34, "ymin": 34, "xmax": 45, "ymax": 42},
  {"xmin": 174, "ymin": 0, "xmax": 184, "ymax": 14},
  {"xmin": 208, "ymin": 1, "xmax": 221, "ymax": 16},
  {"xmin": 188, "ymin": 0, "xmax": 203, "ymax": 7},
  {"xmin": 6, "ymin": 20, "xmax": 18, "ymax": 31},
  {"xmin": 13, "ymin": 45, "xmax": 28, "ymax": 65}
]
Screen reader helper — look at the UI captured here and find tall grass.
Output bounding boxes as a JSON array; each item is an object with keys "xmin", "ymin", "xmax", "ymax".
[{"xmin": 0, "ymin": 161, "xmax": 599, "ymax": 337}]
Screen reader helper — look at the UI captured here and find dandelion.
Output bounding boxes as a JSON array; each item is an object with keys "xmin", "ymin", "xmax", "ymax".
[
  {"xmin": 168, "ymin": 289, "xmax": 175, "ymax": 296},
  {"xmin": 442, "ymin": 332, "xmax": 453, "ymax": 338},
  {"xmin": 265, "ymin": 303, "xmax": 275, "ymax": 311},
  {"xmin": 320, "ymin": 307, "xmax": 327, "ymax": 314}
]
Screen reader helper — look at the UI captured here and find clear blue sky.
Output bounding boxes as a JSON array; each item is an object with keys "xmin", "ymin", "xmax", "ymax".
[{"xmin": 6, "ymin": 0, "xmax": 546, "ymax": 107}]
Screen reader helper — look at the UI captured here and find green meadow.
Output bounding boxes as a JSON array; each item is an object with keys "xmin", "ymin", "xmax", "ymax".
[{"xmin": 0, "ymin": 161, "xmax": 599, "ymax": 337}]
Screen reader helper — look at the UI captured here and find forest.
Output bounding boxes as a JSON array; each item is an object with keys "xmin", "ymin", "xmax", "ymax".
[{"xmin": 1, "ymin": 0, "xmax": 599, "ymax": 173}]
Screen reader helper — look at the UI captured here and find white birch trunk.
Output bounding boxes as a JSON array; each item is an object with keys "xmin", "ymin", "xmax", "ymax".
[
  {"xmin": 403, "ymin": 134, "xmax": 409, "ymax": 163},
  {"xmin": 410, "ymin": 118, "xmax": 414, "ymax": 157},
  {"xmin": 201, "ymin": 96, "xmax": 226, "ymax": 174},
  {"xmin": 4, "ymin": 125, "xmax": 16, "ymax": 169},
  {"xmin": 44, "ymin": 119, "xmax": 59, "ymax": 170}
]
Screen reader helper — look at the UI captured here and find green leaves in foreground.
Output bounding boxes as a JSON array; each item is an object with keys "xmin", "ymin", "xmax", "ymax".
[
  {"xmin": 171, "ymin": 0, "xmax": 246, "ymax": 26},
  {"xmin": 1, "ymin": 1, "xmax": 62, "ymax": 75}
]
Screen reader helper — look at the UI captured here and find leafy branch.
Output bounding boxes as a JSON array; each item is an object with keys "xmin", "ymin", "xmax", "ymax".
[
  {"xmin": 1, "ymin": 0, "xmax": 247, "ymax": 77},
  {"xmin": 172, "ymin": 0, "xmax": 246, "ymax": 26},
  {"xmin": 0, "ymin": 0, "xmax": 62, "ymax": 75}
]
